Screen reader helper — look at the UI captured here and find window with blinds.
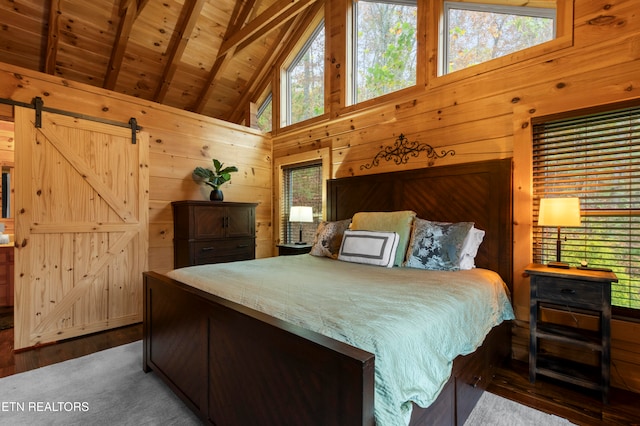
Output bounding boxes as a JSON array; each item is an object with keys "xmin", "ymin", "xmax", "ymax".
[
  {"xmin": 282, "ymin": 162, "xmax": 323, "ymax": 244},
  {"xmin": 532, "ymin": 105, "xmax": 640, "ymax": 316}
]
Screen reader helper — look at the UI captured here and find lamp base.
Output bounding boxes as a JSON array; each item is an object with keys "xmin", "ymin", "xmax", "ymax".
[
  {"xmin": 547, "ymin": 261, "xmax": 570, "ymax": 269},
  {"xmin": 295, "ymin": 241, "xmax": 307, "ymax": 245}
]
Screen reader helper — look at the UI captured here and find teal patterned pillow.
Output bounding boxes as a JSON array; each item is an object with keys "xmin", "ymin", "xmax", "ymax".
[{"xmin": 404, "ymin": 219, "xmax": 474, "ymax": 271}]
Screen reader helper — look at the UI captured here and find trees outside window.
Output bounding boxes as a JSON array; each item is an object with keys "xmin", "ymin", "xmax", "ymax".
[
  {"xmin": 282, "ymin": 163, "xmax": 323, "ymax": 244},
  {"xmin": 286, "ymin": 22, "xmax": 325, "ymax": 126},
  {"xmin": 353, "ymin": 0, "xmax": 417, "ymax": 104},
  {"xmin": 444, "ymin": 2, "xmax": 555, "ymax": 74},
  {"xmin": 532, "ymin": 105, "xmax": 640, "ymax": 316}
]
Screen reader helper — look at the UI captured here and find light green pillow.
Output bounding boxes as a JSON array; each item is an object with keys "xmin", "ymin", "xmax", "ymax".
[{"xmin": 350, "ymin": 210, "xmax": 417, "ymax": 266}]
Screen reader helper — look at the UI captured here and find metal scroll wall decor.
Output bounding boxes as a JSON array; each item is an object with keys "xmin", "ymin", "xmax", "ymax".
[{"xmin": 360, "ymin": 134, "xmax": 455, "ymax": 170}]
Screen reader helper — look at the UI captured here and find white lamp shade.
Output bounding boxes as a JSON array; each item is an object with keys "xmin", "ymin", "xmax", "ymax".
[
  {"xmin": 289, "ymin": 206, "xmax": 313, "ymax": 223},
  {"xmin": 538, "ymin": 197, "xmax": 581, "ymax": 227}
]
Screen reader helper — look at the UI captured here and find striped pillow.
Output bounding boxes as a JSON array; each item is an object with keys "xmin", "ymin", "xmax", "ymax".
[{"xmin": 338, "ymin": 230, "xmax": 399, "ymax": 268}]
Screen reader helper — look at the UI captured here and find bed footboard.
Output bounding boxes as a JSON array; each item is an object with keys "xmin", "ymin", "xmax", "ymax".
[
  {"xmin": 143, "ymin": 271, "xmax": 376, "ymax": 426},
  {"xmin": 410, "ymin": 321, "xmax": 510, "ymax": 425},
  {"xmin": 143, "ymin": 271, "xmax": 510, "ymax": 426}
]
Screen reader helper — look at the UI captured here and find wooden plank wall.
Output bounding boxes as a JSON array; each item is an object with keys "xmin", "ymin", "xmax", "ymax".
[
  {"xmin": 271, "ymin": 0, "xmax": 640, "ymax": 392},
  {"xmin": 0, "ymin": 62, "xmax": 272, "ymax": 275}
]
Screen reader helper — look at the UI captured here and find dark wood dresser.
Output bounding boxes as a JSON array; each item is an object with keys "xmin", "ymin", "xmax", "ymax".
[{"xmin": 172, "ymin": 201, "xmax": 257, "ymax": 268}]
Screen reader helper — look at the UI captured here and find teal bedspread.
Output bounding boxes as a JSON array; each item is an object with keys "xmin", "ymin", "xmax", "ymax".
[{"xmin": 167, "ymin": 255, "xmax": 515, "ymax": 426}]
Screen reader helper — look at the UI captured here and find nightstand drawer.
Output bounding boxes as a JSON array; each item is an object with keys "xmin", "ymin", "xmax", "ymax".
[{"xmin": 536, "ymin": 276, "xmax": 603, "ymax": 306}]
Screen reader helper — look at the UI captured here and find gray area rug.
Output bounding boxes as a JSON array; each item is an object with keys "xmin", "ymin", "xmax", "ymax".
[
  {"xmin": 0, "ymin": 340, "xmax": 574, "ymax": 425},
  {"xmin": 0, "ymin": 341, "xmax": 201, "ymax": 425},
  {"xmin": 464, "ymin": 391, "xmax": 575, "ymax": 426}
]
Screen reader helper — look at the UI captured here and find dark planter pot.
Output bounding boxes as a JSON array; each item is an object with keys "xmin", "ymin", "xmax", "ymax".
[{"xmin": 210, "ymin": 189, "xmax": 224, "ymax": 201}]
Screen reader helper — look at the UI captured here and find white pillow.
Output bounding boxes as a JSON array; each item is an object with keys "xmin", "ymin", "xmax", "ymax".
[
  {"xmin": 338, "ymin": 230, "xmax": 399, "ymax": 268},
  {"xmin": 459, "ymin": 227, "xmax": 485, "ymax": 270}
]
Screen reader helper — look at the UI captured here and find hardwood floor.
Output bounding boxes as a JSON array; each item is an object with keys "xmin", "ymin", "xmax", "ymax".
[
  {"xmin": 0, "ymin": 319, "xmax": 638, "ymax": 425},
  {"xmin": 488, "ymin": 359, "xmax": 640, "ymax": 426},
  {"xmin": 0, "ymin": 320, "xmax": 142, "ymax": 379}
]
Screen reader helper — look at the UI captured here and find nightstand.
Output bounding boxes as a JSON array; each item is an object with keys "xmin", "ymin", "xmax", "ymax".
[
  {"xmin": 526, "ymin": 263, "xmax": 617, "ymax": 403},
  {"xmin": 277, "ymin": 243, "xmax": 312, "ymax": 256}
]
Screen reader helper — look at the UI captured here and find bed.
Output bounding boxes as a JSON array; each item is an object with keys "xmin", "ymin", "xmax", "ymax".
[{"xmin": 143, "ymin": 158, "xmax": 514, "ymax": 425}]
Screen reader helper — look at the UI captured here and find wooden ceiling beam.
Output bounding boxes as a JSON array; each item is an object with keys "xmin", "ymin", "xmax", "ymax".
[
  {"xmin": 104, "ymin": 0, "xmax": 140, "ymax": 90},
  {"xmin": 137, "ymin": 0, "xmax": 150, "ymax": 11},
  {"xmin": 217, "ymin": 0, "xmax": 318, "ymax": 59},
  {"xmin": 226, "ymin": 2, "xmax": 324, "ymax": 124},
  {"xmin": 192, "ymin": 48, "xmax": 237, "ymax": 114},
  {"xmin": 229, "ymin": 0, "xmax": 258, "ymax": 32},
  {"xmin": 196, "ymin": 0, "xmax": 318, "ymax": 116},
  {"xmin": 191, "ymin": 0, "xmax": 258, "ymax": 113},
  {"xmin": 153, "ymin": 0, "xmax": 207, "ymax": 102}
]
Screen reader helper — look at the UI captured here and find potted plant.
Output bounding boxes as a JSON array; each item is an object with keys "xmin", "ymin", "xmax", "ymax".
[{"xmin": 193, "ymin": 159, "xmax": 238, "ymax": 201}]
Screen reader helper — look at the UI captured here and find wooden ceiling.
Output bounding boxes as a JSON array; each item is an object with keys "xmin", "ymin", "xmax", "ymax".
[{"xmin": 0, "ymin": 0, "xmax": 320, "ymax": 124}]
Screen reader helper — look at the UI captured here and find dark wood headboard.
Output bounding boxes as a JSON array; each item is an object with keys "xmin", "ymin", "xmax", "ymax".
[{"xmin": 327, "ymin": 158, "xmax": 513, "ymax": 290}]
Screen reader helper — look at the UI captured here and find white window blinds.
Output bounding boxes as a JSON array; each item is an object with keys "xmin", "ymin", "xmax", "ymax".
[
  {"xmin": 282, "ymin": 163, "xmax": 322, "ymax": 244},
  {"xmin": 532, "ymin": 105, "xmax": 640, "ymax": 314}
]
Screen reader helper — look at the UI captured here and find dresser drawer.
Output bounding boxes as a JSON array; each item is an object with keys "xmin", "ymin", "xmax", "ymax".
[
  {"xmin": 535, "ymin": 276, "xmax": 604, "ymax": 307},
  {"xmin": 193, "ymin": 238, "xmax": 255, "ymax": 265}
]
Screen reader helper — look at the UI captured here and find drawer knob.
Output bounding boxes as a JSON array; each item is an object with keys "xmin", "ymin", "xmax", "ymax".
[
  {"xmin": 201, "ymin": 247, "xmax": 215, "ymax": 252},
  {"xmin": 237, "ymin": 244, "xmax": 249, "ymax": 248},
  {"xmin": 471, "ymin": 376, "xmax": 482, "ymax": 388},
  {"xmin": 561, "ymin": 288, "xmax": 576, "ymax": 294}
]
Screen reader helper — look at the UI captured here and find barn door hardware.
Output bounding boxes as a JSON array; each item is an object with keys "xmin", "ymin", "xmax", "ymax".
[
  {"xmin": 33, "ymin": 96, "xmax": 43, "ymax": 128},
  {"xmin": 0, "ymin": 96, "xmax": 142, "ymax": 144},
  {"xmin": 129, "ymin": 118, "xmax": 139, "ymax": 144}
]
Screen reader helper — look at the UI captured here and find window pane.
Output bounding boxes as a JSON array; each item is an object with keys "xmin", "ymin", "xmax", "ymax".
[
  {"xmin": 532, "ymin": 106, "xmax": 640, "ymax": 313},
  {"xmin": 257, "ymin": 94, "xmax": 272, "ymax": 132},
  {"xmin": 354, "ymin": 0, "xmax": 417, "ymax": 103},
  {"xmin": 288, "ymin": 25, "xmax": 325, "ymax": 125},
  {"xmin": 446, "ymin": 2, "xmax": 554, "ymax": 73},
  {"xmin": 283, "ymin": 164, "xmax": 323, "ymax": 244}
]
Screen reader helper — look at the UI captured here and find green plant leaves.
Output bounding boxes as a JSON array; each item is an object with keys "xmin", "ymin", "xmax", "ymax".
[{"xmin": 193, "ymin": 159, "xmax": 238, "ymax": 189}]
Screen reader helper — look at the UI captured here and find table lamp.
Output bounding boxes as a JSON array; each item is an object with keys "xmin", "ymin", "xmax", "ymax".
[
  {"xmin": 289, "ymin": 206, "xmax": 313, "ymax": 244},
  {"xmin": 537, "ymin": 197, "xmax": 581, "ymax": 268}
]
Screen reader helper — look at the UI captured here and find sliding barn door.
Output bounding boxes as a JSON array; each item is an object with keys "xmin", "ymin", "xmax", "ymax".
[{"xmin": 13, "ymin": 107, "xmax": 149, "ymax": 350}]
